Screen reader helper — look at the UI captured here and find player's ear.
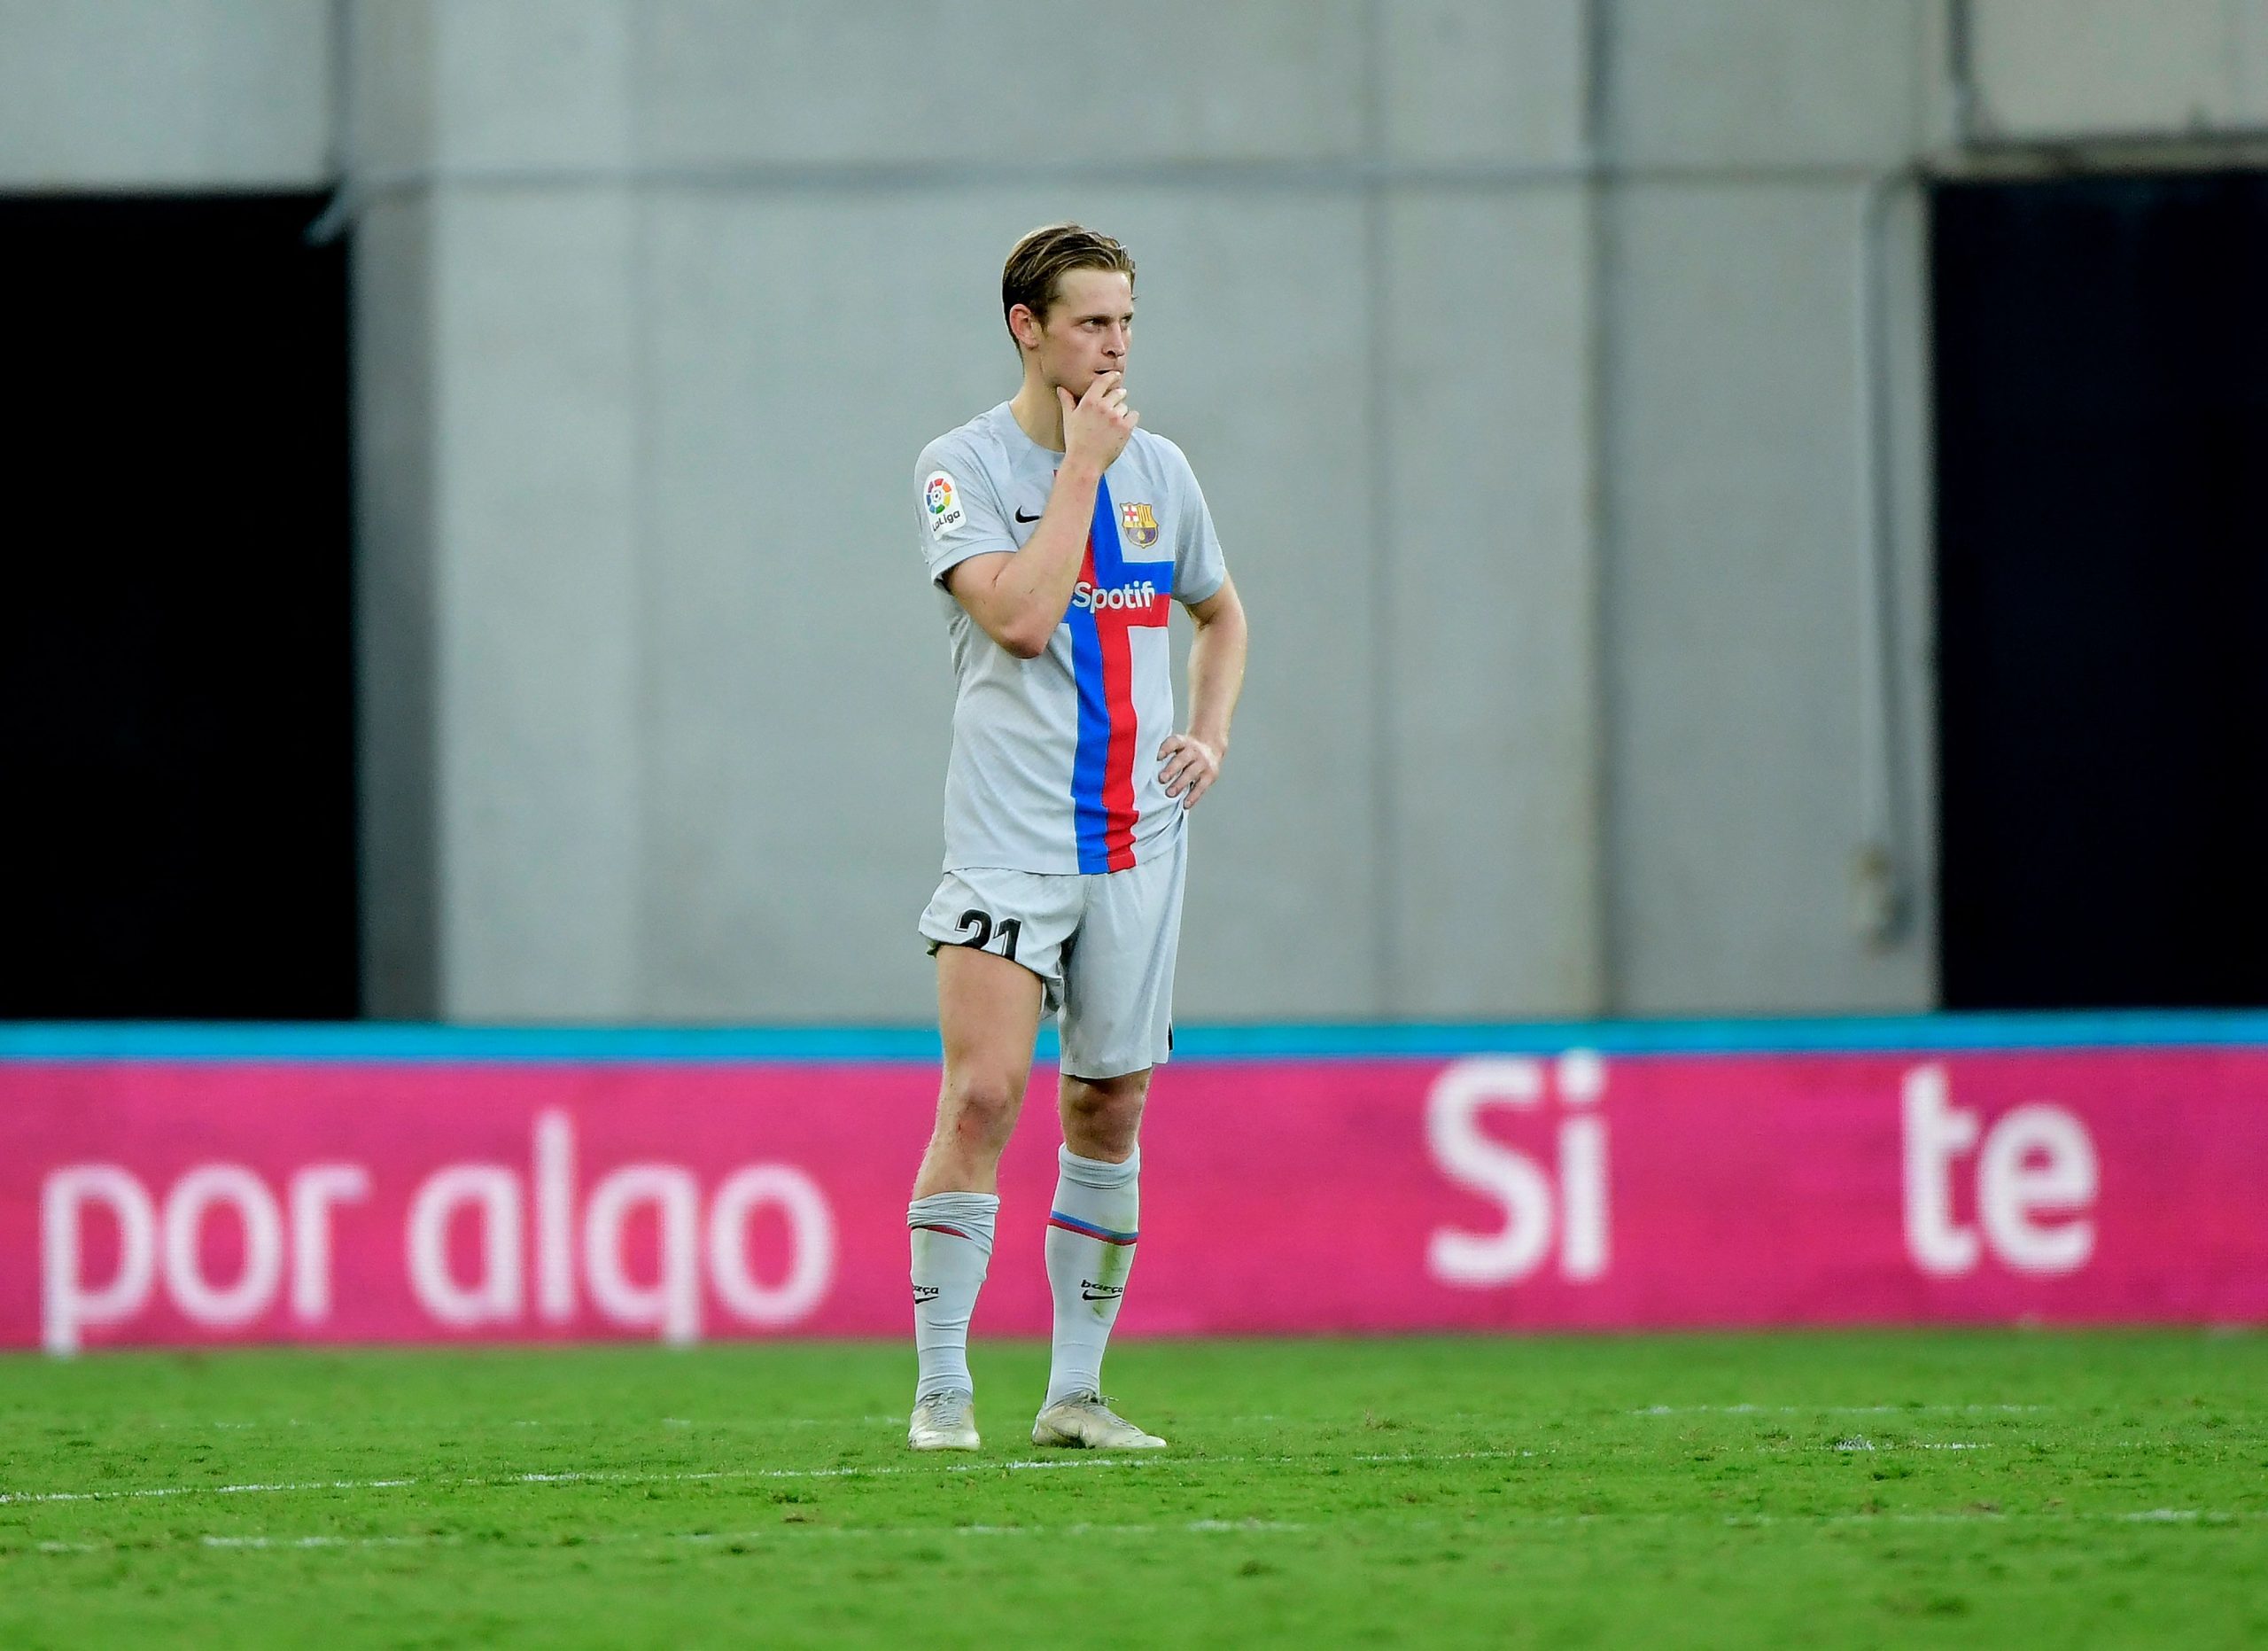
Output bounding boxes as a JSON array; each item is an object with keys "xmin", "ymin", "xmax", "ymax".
[{"xmin": 1007, "ymin": 302, "xmax": 1041, "ymax": 353}]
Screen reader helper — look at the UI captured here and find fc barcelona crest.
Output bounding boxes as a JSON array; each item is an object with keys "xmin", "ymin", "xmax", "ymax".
[{"xmin": 1119, "ymin": 502, "xmax": 1160, "ymax": 548}]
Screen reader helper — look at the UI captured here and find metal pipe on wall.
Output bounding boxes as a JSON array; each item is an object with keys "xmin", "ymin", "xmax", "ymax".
[{"xmin": 1851, "ymin": 168, "xmax": 1918, "ymax": 951}]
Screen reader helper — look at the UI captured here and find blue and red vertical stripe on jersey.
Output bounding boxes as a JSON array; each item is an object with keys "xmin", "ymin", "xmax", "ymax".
[{"xmin": 1068, "ymin": 474, "xmax": 1174, "ymax": 873}]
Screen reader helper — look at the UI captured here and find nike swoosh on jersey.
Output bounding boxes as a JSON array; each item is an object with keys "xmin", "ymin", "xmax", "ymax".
[{"xmin": 1015, "ymin": 508, "xmax": 1043, "ymax": 522}]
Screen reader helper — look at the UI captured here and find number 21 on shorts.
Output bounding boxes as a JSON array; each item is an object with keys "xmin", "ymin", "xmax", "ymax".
[{"xmin": 953, "ymin": 908, "xmax": 1022, "ymax": 962}]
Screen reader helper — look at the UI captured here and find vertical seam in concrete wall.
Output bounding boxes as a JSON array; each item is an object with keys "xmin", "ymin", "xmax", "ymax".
[
  {"xmin": 628, "ymin": 183, "xmax": 655, "ymax": 1018},
  {"xmin": 1584, "ymin": 0, "xmax": 1625, "ymax": 1015},
  {"xmin": 1582, "ymin": 0, "xmax": 1612, "ymax": 160},
  {"xmin": 1945, "ymin": 0, "xmax": 1979, "ymax": 147},
  {"xmin": 426, "ymin": 185, "xmax": 457, "ymax": 1019},
  {"xmin": 417, "ymin": 198, "xmax": 447, "ymax": 1019},
  {"xmin": 324, "ymin": 0, "xmax": 352, "ymax": 181},
  {"xmin": 2228, "ymin": 0, "xmax": 2252, "ymax": 119},
  {"xmin": 1362, "ymin": 0, "xmax": 1398, "ymax": 1016},
  {"xmin": 624, "ymin": 16, "xmax": 656, "ymax": 1019},
  {"xmin": 1915, "ymin": 0, "xmax": 1937, "ymax": 153}
]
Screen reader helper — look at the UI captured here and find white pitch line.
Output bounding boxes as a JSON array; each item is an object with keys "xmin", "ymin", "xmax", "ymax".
[
  {"xmin": 0, "ymin": 1445, "xmax": 1539, "ymax": 1510},
  {"xmin": 152, "ymin": 1420, "xmax": 310, "ymax": 1430},
  {"xmin": 15, "ymin": 1507, "xmax": 2257, "ymax": 1561},
  {"xmin": 1774, "ymin": 1509, "xmax": 2256, "ymax": 1528},
  {"xmin": 1633, "ymin": 1404, "xmax": 2047, "ymax": 1417},
  {"xmin": 0, "ymin": 1460, "xmax": 1081, "ymax": 1507},
  {"xmin": 982, "ymin": 1458, "xmax": 1148, "ymax": 1473},
  {"xmin": 202, "ymin": 1533, "xmax": 442, "ymax": 1550},
  {"xmin": 30, "ymin": 1517, "xmax": 1314, "ymax": 1560},
  {"xmin": 0, "ymin": 1477, "xmax": 416, "ymax": 1508},
  {"xmin": 478, "ymin": 1517, "xmax": 1310, "ymax": 1547},
  {"xmin": 517, "ymin": 1465, "xmax": 873, "ymax": 1487}
]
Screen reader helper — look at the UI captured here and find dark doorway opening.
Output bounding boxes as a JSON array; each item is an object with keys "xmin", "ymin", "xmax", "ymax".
[
  {"xmin": 1933, "ymin": 173, "xmax": 2268, "ymax": 1009},
  {"xmin": 0, "ymin": 195, "xmax": 357, "ymax": 1018}
]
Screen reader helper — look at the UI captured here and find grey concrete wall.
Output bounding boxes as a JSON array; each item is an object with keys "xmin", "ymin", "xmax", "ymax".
[
  {"xmin": 0, "ymin": 0, "xmax": 330, "ymax": 187},
  {"xmin": 14, "ymin": 0, "xmax": 2266, "ymax": 1024},
  {"xmin": 350, "ymin": 2, "xmax": 649, "ymax": 1020},
  {"xmin": 1376, "ymin": 4, "xmax": 1604, "ymax": 1022},
  {"xmin": 1383, "ymin": 185, "xmax": 1602, "ymax": 1020},
  {"xmin": 1596, "ymin": 0, "xmax": 1939, "ymax": 1014},
  {"xmin": 1968, "ymin": 0, "xmax": 2268, "ymax": 137}
]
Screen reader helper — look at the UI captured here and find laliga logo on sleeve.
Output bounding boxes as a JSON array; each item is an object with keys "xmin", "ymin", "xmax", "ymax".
[
  {"xmin": 1425, "ymin": 1052, "xmax": 1609, "ymax": 1287},
  {"xmin": 925, "ymin": 471, "xmax": 966, "ymax": 538}
]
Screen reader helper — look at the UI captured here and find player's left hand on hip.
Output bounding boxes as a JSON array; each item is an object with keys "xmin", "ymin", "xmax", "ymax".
[{"xmin": 1157, "ymin": 734, "xmax": 1223, "ymax": 809}]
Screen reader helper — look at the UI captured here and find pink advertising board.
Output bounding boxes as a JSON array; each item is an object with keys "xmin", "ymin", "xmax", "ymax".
[{"xmin": 3, "ymin": 1032, "xmax": 2265, "ymax": 1351}]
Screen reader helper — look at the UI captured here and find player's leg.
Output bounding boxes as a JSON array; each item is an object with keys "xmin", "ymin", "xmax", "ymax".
[
  {"xmin": 1032, "ymin": 830, "xmax": 1184, "ymax": 1450},
  {"xmin": 915, "ymin": 939, "xmax": 1045, "ymax": 1197},
  {"xmin": 907, "ymin": 871, "xmax": 1070, "ymax": 1451},
  {"xmin": 905, "ymin": 945, "xmax": 1040, "ymax": 1449},
  {"xmin": 1038, "ymin": 1066, "xmax": 1152, "ymax": 1422}
]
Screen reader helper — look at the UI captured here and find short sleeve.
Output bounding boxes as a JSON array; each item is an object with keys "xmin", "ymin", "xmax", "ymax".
[
  {"xmin": 915, "ymin": 439, "xmax": 1015, "ymax": 588},
  {"xmin": 1167, "ymin": 443, "xmax": 1227, "ymax": 605}
]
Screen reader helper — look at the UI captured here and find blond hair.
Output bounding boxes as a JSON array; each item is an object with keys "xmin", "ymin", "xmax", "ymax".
[{"xmin": 1000, "ymin": 222, "xmax": 1136, "ymax": 347}]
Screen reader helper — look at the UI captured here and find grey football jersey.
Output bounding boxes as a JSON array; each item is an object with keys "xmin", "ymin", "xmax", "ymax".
[{"xmin": 915, "ymin": 402, "xmax": 1226, "ymax": 876}]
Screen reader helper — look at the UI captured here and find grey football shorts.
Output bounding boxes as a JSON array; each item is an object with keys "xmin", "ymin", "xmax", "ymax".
[{"xmin": 919, "ymin": 823, "xmax": 1186, "ymax": 1080}]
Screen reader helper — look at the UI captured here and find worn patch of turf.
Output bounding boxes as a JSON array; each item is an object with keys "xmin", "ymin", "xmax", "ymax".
[{"xmin": 1, "ymin": 1331, "xmax": 2263, "ymax": 1647}]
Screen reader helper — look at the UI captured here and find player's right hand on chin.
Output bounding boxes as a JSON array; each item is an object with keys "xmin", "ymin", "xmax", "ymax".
[{"xmin": 1060, "ymin": 372, "xmax": 1138, "ymax": 471}]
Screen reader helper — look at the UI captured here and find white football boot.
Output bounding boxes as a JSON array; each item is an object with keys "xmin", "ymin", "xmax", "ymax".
[
  {"xmin": 908, "ymin": 1389, "xmax": 980, "ymax": 1452},
  {"xmin": 1030, "ymin": 1392, "xmax": 1167, "ymax": 1450}
]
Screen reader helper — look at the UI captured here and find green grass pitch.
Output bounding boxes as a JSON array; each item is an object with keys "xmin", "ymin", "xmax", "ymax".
[{"xmin": 2, "ymin": 1330, "xmax": 2263, "ymax": 1647}]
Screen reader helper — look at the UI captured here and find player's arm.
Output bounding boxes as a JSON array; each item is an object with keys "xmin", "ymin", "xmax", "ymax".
[
  {"xmin": 1160, "ymin": 574, "xmax": 1246, "ymax": 809},
  {"xmin": 944, "ymin": 374, "xmax": 1138, "ymax": 658}
]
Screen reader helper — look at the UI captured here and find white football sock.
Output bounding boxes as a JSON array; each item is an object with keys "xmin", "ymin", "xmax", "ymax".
[
  {"xmin": 907, "ymin": 1192, "xmax": 998, "ymax": 1401},
  {"xmin": 1044, "ymin": 1145, "xmax": 1139, "ymax": 1407}
]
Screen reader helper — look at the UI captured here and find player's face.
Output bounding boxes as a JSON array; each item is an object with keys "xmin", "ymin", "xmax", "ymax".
[{"xmin": 1033, "ymin": 268, "xmax": 1134, "ymax": 399}]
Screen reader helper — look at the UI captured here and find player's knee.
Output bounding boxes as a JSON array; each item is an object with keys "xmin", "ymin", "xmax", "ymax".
[
  {"xmin": 1064, "ymin": 1085, "xmax": 1146, "ymax": 1126},
  {"xmin": 1062, "ymin": 1073, "xmax": 1146, "ymax": 1152},
  {"xmin": 943, "ymin": 1071, "xmax": 1024, "ymax": 1146},
  {"xmin": 1069, "ymin": 1067, "xmax": 1150, "ymax": 1103}
]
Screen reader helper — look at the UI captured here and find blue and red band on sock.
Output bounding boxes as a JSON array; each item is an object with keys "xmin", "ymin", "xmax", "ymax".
[
  {"xmin": 1045, "ymin": 1210, "xmax": 1138, "ymax": 1246},
  {"xmin": 1043, "ymin": 1147, "xmax": 1140, "ymax": 1407}
]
